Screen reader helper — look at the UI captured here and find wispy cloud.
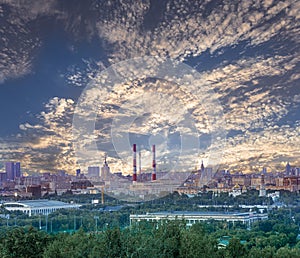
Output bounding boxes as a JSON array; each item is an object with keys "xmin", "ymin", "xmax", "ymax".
[
  {"xmin": 0, "ymin": 0, "xmax": 299, "ymax": 174},
  {"xmin": 0, "ymin": 97, "xmax": 76, "ymax": 173}
]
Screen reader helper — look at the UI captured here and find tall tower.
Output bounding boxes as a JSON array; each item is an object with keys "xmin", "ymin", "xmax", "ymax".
[
  {"xmin": 197, "ymin": 160, "xmax": 205, "ymax": 187},
  {"xmin": 101, "ymin": 153, "xmax": 110, "ymax": 180},
  {"xmin": 132, "ymin": 144, "xmax": 137, "ymax": 182},
  {"xmin": 152, "ymin": 145, "xmax": 156, "ymax": 181},
  {"xmin": 201, "ymin": 160, "xmax": 205, "ymax": 173},
  {"xmin": 76, "ymin": 169, "xmax": 81, "ymax": 177},
  {"xmin": 259, "ymin": 174, "xmax": 266, "ymax": 197},
  {"xmin": 286, "ymin": 162, "xmax": 291, "ymax": 175},
  {"xmin": 14, "ymin": 162, "xmax": 21, "ymax": 178},
  {"xmin": 5, "ymin": 162, "xmax": 15, "ymax": 181}
]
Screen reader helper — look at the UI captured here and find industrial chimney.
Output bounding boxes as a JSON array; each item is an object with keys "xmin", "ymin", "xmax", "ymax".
[
  {"xmin": 152, "ymin": 145, "xmax": 156, "ymax": 181},
  {"xmin": 139, "ymin": 150, "xmax": 142, "ymax": 175},
  {"xmin": 133, "ymin": 144, "xmax": 137, "ymax": 182}
]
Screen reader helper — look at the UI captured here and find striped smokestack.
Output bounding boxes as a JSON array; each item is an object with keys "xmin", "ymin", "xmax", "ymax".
[
  {"xmin": 133, "ymin": 144, "xmax": 137, "ymax": 182},
  {"xmin": 152, "ymin": 145, "xmax": 156, "ymax": 181},
  {"xmin": 138, "ymin": 150, "xmax": 142, "ymax": 175}
]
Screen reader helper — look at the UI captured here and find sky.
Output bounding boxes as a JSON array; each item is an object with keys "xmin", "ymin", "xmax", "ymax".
[{"xmin": 0, "ymin": 0, "xmax": 299, "ymax": 175}]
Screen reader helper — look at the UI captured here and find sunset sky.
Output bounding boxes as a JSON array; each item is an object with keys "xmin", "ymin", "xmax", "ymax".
[{"xmin": 0, "ymin": 0, "xmax": 299, "ymax": 175}]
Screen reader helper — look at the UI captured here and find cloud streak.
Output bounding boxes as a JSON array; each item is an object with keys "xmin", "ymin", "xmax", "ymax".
[{"xmin": 0, "ymin": 0, "xmax": 299, "ymax": 174}]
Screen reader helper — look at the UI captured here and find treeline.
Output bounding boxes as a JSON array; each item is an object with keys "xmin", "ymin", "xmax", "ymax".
[{"xmin": 1, "ymin": 220, "xmax": 300, "ymax": 258}]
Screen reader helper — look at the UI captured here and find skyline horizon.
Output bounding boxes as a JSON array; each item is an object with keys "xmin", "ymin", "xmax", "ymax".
[{"xmin": 0, "ymin": 157, "xmax": 297, "ymax": 176}]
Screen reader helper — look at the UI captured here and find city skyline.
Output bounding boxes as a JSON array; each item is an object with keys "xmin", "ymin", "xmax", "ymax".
[
  {"xmin": 1, "ymin": 158, "xmax": 299, "ymax": 202},
  {"xmin": 0, "ymin": 0, "xmax": 299, "ymax": 174},
  {"xmin": 0, "ymin": 157, "xmax": 297, "ymax": 176}
]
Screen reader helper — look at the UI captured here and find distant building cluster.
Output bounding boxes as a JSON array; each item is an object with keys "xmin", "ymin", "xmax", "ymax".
[
  {"xmin": 0, "ymin": 158, "xmax": 299, "ymax": 200},
  {"xmin": 0, "ymin": 161, "xmax": 21, "ymax": 182},
  {"xmin": 177, "ymin": 162, "xmax": 300, "ymax": 196},
  {"xmin": 0, "ymin": 162, "xmax": 95, "ymax": 198}
]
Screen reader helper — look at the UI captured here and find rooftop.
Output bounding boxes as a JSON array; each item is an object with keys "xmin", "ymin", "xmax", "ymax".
[
  {"xmin": 145, "ymin": 211, "xmax": 258, "ymax": 217},
  {"xmin": 3, "ymin": 200, "xmax": 78, "ymax": 208}
]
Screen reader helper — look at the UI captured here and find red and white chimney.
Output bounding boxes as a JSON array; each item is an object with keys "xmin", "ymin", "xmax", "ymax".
[
  {"xmin": 152, "ymin": 145, "xmax": 156, "ymax": 181},
  {"xmin": 133, "ymin": 144, "xmax": 137, "ymax": 182},
  {"xmin": 138, "ymin": 150, "xmax": 142, "ymax": 175}
]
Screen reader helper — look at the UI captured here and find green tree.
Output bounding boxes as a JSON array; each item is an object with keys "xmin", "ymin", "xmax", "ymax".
[
  {"xmin": 154, "ymin": 220, "xmax": 185, "ymax": 258},
  {"xmin": 43, "ymin": 228, "xmax": 96, "ymax": 258},
  {"xmin": 121, "ymin": 225, "xmax": 158, "ymax": 258},
  {"xmin": 180, "ymin": 223, "xmax": 218, "ymax": 258},
  {"xmin": 101, "ymin": 227, "xmax": 123, "ymax": 258},
  {"xmin": 247, "ymin": 246, "xmax": 276, "ymax": 258},
  {"xmin": 225, "ymin": 237, "xmax": 247, "ymax": 258},
  {"xmin": 0, "ymin": 227, "xmax": 51, "ymax": 258},
  {"xmin": 275, "ymin": 246, "xmax": 300, "ymax": 258}
]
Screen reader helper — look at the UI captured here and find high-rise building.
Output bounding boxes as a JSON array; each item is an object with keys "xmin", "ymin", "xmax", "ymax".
[
  {"xmin": 199, "ymin": 161, "xmax": 213, "ymax": 186},
  {"xmin": 201, "ymin": 160, "xmax": 205, "ymax": 172},
  {"xmin": 76, "ymin": 169, "xmax": 81, "ymax": 177},
  {"xmin": 5, "ymin": 162, "xmax": 15, "ymax": 181},
  {"xmin": 15, "ymin": 162, "xmax": 21, "ymax": 178},
  {"xmin": 101, "ymin": 155, "xmax": 110, "ymax": 180},
  {"xmin": 296, "ymin": 168, "xmax": 300, "ymax": 176},
  {"xmin": 5, "ymin": 162, "xmax": 22, "ymax": 181},
  {"xmin": 259, "ymin": 174, "xmax": 266, "ymax": 197},
  {"xmin": 0, "ymin": 172, "xmax": 7, "ymax": 182},
  {"xmin": 286, "ymin": 162, "xmax": 291, "ymax": 175},
  {"xmin": 88, "ymin": 166, "xmax": 100, "ymax": 178}
]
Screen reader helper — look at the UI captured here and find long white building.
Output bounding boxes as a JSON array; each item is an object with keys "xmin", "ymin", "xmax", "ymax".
[
  {"xmin": 3, "ymin": 200, "xmax": 81, "ymax": 217},
  {"xmin": 130, "ymin": 211, "xmax": 268, "ymax": 227}
]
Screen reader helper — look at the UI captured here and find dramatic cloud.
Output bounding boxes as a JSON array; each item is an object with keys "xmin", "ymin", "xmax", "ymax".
[
  {"xmin": 96, "ymin": 0, "xmax": 298, "ymax": 63},
  {"xmin": 0, "ymin": 97, "xmax": 76, "ymax": 173},
  {"xmin": 0, "ymin": 0, "xmax": 299, "ymax": 174},
  {"xmin": 0, "ymin": 3, "xmax": 41, "ymax": 83}
]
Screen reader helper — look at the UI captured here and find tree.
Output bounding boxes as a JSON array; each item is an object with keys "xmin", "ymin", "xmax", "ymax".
[
  {"xmin": 247, "ymin": 246, "xmax": 276, "ymax": 258},
  {"xmin": 0, "ymin": 227, "xmax": 51, "ymax": 258},
  {"xmin": 43, "ymin": 228, "xmax": 96, "ymax": 258},
  {"xmin": 180, "ymin": 224, "xmax": 218, "ymax": 258},
  {"xmin": 120, "ymin": 225, "xmax": 158, "ymax": 258},
  {"xmin": 154, "ymin": 220, "xmax": 185, "ymax": 258},
  {"xmin": 275, "ymin": 246, "xmax": 300, "ymax": 258},
  {"xmin": 225, "ymin": 237, "xmax": 247, "ymax": 258},
  {"xmin": 100, "ymin": 227, "xmax": 123, "ymax": 258}
]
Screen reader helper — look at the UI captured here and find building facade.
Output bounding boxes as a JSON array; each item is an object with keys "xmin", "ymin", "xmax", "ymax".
[
  {"xmin": 130, "ymin": 211, "xmax": 268, "ymax": 227},
  {"xmin": 3, "ymin": 200, "xmax": 81, "ymax": 217}
]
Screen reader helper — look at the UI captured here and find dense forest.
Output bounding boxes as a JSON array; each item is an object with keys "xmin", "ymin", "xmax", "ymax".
[{"xmin": 1, "ymin": 219, "xmax": 300, "ymax": 258}]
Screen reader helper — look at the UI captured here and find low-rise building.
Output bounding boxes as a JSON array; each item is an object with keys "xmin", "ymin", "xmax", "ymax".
[
  {"xmin": 130, "ymin": 211, "xmax": 268, "ymax": 227},
  {"xmin": 3, "ymin": 200, "xmax": 81, "ymax": 217}
]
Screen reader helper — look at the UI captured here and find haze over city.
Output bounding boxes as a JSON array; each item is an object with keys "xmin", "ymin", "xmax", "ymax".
[{"xmin": 0, "ymin": 0, "xmax": 299, "ymax": 175}]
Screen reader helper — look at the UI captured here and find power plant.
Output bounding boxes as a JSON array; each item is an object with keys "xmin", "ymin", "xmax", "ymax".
[
  {"xmin": 132, "ymin": 144, "xmax": 157, "ymax": 183},
  {"xmin": 82, "ymin": 144, "xmax": 190, "ymax": 202}
]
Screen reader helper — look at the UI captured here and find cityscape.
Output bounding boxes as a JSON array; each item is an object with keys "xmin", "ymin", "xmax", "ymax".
[
  {"xmin": 0, "ymin": 0, "xmax": 299, "ymax": 257},
  {"xmin": 1, "ymin": 154, "xmax": 300, "ymax": 200}
]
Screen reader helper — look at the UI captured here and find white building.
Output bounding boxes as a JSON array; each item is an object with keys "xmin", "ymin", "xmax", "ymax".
[
  {"xmin": 130, "ymin": 211, "xmax": 268, "ymax": 227},
  {"xmin": 3, "ymin": 200, "xmax": 81, "ymax": 217}
]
